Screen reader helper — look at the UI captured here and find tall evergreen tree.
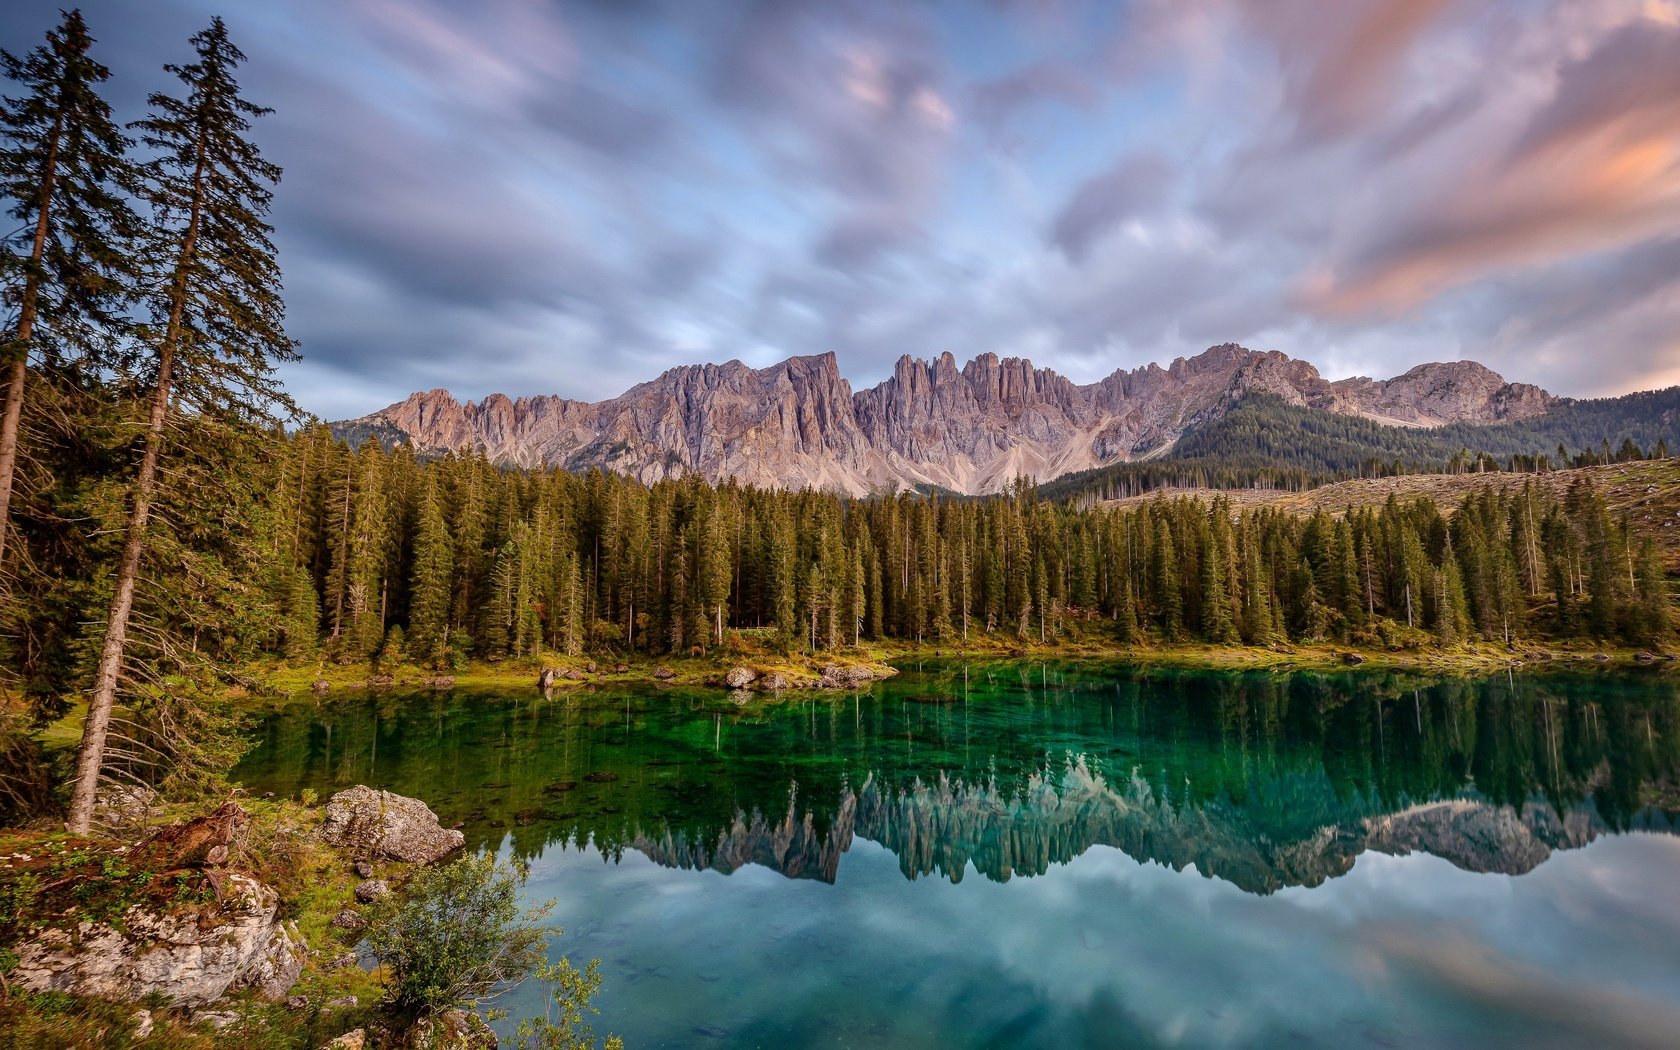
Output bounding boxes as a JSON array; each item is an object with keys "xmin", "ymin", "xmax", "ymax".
[
  {"xmin": 0, "ymin": 9, "xmax": 137, "ymax": 570},
  {"xmin": 408, "ymin": 477, "xmax": 452, "ymax": 665},
  {"xmin": 68, "ymin": 19, "xmax": 294, "ymax": 833}
]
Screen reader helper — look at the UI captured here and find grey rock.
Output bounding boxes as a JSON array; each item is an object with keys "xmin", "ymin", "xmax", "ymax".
[
  {"xmin": 818, "ymin": 664, "xmax": 875, "ymax": 689},
  {"xmin": 235, "ymin": 919, "xmax": 307, "ymax": 1000},
  {"xmin": 354, "ymin": 860, "xmax": 375, "ymax": 879},
  {"xmin": 324, "ymin": 1031, "xmax": 367, "ymax": 1050},
  {"xmin": 326, "ymin": 995, "xmax": 359, "ymax": 1010},
  {"xmin": 330, "ymin": 909, "xmax": 367, "ymax": 931},
  {"xmin": 14, "ymin": 873, "xmax": 294, "ymax": 1006},
  {"xmin": 196, "ymin": 1010, "xmax": 240, "ymax": 1029},
  {"xmin": 91, "ymin": 783, "xmax": 156, "ymax": 830},
  {"xmin": 653, "ymin": 666, "xmax": 675, "ymax": 680},
  {"xmin": 131, "ymin": 1009, "xmax": 153, "ymax": 1039},
  {"xmin": 758, "ymin": 672, "xmax": 789, "ymax": 691},
  {"xmin": 286, "ymin": 995, "xmax": 309, "ymax": 1010},
  {"xmin": 354, "ymin": 879, "xmax": 390, "ymax": 903},
  {"xmin": 723, "ymin": 666, "xmax": 758, "ymax": 688},
  {"xmin": 406, "ymin": 1008, "xmax": 498, "ymax": 1049},
  {"xmin": 318, "ymin": 785, "xmax": 464, "ymax": 864}
]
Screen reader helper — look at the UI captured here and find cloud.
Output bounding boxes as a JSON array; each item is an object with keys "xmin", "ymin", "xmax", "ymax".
[
  {"xmin": 1048, "ymin": 154, "xmax": 1173, "ymax": 263},
  {"xmin": 1302, "ymin": 19, "xmax": 1680, "ymax": 317},
  {"xmin": 3, "ymin": 0, "xmax": 1677, "ymax": 418}
]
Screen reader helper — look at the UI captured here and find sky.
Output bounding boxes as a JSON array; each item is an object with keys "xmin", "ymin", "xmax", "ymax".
[{"xmin": 4, "ymin": 0, "xmax": 1679, "ymax": 420}]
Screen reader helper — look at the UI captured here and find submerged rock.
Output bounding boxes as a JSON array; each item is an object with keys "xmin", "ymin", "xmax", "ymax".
[{"xmin": 317, "ymin": 785, "xmax": 464, "ymax": 864}]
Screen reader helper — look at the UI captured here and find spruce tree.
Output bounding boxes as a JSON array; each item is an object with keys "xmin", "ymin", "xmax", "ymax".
[
  {"xmin": 0, "ymin": 10, "xmax": 137, "ymax": 570},
  {"xmin": 408, "ymin": 477, "xmax": 453, "ymax": 666},
  {"xmin": 68, "ymin": 20, "xmax": 294, "ymax": 833}
]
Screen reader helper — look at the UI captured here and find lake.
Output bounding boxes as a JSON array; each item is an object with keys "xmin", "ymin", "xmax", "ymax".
[{"xmin": 234, "ymin": 662, "xmax": 1680, "ymax": 1049}]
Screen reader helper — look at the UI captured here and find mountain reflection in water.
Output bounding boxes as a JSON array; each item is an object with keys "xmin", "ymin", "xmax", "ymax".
[{"xmin": 236, "ymin": 663, "xmax": 1680, "ymax": 895}]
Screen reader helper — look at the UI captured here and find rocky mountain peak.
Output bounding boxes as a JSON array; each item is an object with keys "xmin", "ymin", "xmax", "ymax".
[{"xmin": 335, "ymin": 344, "xmax": 1559, "ymax": 496}]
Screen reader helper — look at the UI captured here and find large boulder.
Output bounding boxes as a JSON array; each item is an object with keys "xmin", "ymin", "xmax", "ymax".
[
  {"xmin": 723, "ymin": 667, "xmax": 758, "ymax": 688},
  {"xmin": 318, "ymin": 786, "xmax": 464, "ymax": 864},
  {"xmin": 13, "ymin": 874, "xmax": 301, "ymax": 1006}
]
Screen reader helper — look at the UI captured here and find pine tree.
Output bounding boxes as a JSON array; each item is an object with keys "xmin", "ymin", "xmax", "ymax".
[
  {"xmin": 1633, "ymin": 539, "xmax": 1670, "ymax": 647},
  {"xmin": 69, "ymin": 20, "xmax": 294, "ymax": 833},
  {"xmin": 0, "ymin": 10, "xmax": 137, "ymax": 570},
  {"xmin": 408, "ymin": 477, "xmax": 453, "ymax": 666}
]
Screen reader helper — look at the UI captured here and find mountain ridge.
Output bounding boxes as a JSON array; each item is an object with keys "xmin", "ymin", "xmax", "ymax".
[{"xmin": 334, "ymin": 344, "xmax": 1557, "ymax": 495}]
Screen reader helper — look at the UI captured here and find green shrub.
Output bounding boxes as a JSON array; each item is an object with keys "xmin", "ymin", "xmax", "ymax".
[{"xmin": 364, "ymin": 852, "xmax": 551, "ymax": 1016}]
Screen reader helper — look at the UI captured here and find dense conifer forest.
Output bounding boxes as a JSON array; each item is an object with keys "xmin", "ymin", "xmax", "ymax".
[{"xmin": 92, "ymin": 427, "xmax": 1666, "ymax": 681}]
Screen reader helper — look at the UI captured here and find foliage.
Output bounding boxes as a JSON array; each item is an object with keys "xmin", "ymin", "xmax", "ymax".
[
  {"xmin": 364, "ymin": 852, "xmax": 553, "ymax": 1016},
  {"xmin": 514, "ymin": 957, "xmax": 624, "ymax": 1050}
]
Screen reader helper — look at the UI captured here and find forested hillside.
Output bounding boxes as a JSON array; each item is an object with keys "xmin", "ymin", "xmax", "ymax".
[
  {"xmin": 1044, "ymin": 389, "xmax": 1680, "ymax": 501},
  {"xmin": 154, "ymin": 429, "xmax": 1669, "ymax": 677}
]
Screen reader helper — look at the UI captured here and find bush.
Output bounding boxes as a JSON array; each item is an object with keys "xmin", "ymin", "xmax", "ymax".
[{"xmin": 364, "ymin": 852, "xmax": 551, "ymax": 1016}]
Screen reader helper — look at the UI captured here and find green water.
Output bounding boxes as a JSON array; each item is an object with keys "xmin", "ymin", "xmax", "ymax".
[{"xmin": 235, "ymin": 663, "xmax": 1680, "ymax": 1048}]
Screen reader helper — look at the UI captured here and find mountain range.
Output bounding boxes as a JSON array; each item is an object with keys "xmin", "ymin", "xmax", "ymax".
[{"xmin": 334, "ymin": 343, "xmax": 1562, "ymax": 495}]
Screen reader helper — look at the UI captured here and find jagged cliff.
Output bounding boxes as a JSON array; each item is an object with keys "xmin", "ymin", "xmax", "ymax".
[{"xmin": 336, "ymin": 344, "xmax": 1555, "ymax": 496}]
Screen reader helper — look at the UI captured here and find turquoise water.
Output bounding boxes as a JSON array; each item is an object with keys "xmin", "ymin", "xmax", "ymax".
[{"xmin": 235, "ymin": 663, "xmax": 1680, "ymax": 1048}]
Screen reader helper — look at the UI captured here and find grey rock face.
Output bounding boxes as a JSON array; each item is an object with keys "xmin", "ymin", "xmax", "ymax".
[
  {"xmin": 339, "ymin": 345, "xmax": 1556, "ymax": 496},
  {"xmin": 318, "ymin": 785, "xmax": 464, "ymax": 864},
  {"xmin": 723, "ymin": 666, "xmax": 758, "ymax": 688},
  {"xmin": 14, "ymin": 874, "xmax": 302, "ymax": 1006}
]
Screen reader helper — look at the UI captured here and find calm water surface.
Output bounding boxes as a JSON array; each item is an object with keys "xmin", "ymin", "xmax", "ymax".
[{"xmin": 235, "ymin": 663, "xmax": 1680, "ymax": 1049}]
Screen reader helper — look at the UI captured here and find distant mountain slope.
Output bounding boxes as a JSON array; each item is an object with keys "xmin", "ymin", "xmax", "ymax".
[
  {"xmin": 332, "ymin": 344, "xmax": 1560, "ymax": 495},
  {"xmin": 1041, "ymin": 388, "xmax": 1680, "ymax": 501}
]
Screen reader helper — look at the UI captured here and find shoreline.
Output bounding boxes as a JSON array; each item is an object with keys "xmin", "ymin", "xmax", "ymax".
[{"xmin": 229, "ymin": 637, "xmax": 1678, "ymax": 707}]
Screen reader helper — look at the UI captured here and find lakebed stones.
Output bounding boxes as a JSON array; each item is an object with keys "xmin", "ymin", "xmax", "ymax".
[
  {"xmin": 14, "ymin": 873, "xmax": 301, "ymax": 1007},
  {"xmin": 317, "ymin": 785, "xmax": 464, "ymax": 864}
]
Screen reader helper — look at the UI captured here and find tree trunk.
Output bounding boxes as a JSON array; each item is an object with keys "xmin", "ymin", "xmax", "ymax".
[
  {"xmin": 0, "ymin": 106, "xmax": 65, "ymax": 571},
  {"xmin": 66, "ymin": 127, "xmax": 205, "ymax": 835},
  {"xmin": 65, "ymin": 338, "xmax": 177, "ymax": 832}
]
